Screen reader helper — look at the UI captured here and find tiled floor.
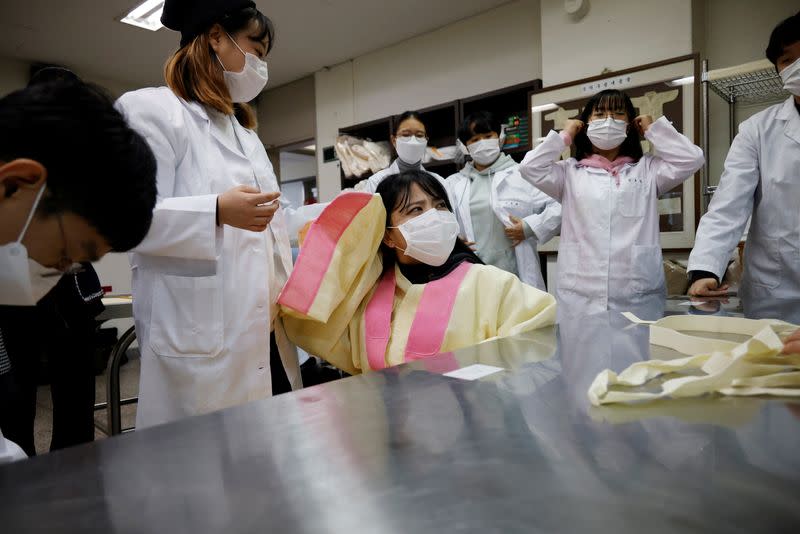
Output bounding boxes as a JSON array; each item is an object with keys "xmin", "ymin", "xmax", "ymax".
[{"xmin": 33, "ymin": 352, "xmax": 140, "ymax": 455}]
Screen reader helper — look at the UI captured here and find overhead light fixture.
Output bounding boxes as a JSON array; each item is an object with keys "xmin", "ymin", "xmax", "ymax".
[
  {"xmin": 667, "ymin": 76, "xmax": 695, "ymax": 87},
  {"xmin": 303, "ymin": 144, "xmax": 317, "ymax": 152},
  {"xmin": 531, "ymin": 103, "xmax": 559, "ymax": 113},
  {"xmin": 121, "ymin": 0, "xmax": 165, "ymax": 31}
]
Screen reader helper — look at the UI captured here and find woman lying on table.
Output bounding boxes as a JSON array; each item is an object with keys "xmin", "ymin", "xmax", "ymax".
[{"xmin": 278, "ymin": 170, "xmax": 556, "ymax": 374}]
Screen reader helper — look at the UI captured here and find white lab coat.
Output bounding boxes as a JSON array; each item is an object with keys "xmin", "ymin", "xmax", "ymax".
[
  {"xmin": 0, "ymin": 430, "xmax": 26, "ymax": 464},
  {"xmin": 688, "ymin": 97, "xmax": 800, "ymax": 302},
  {"xmin": 358, "ymin": 159, "xmax": 446, "ymax": 193},
  {"xmin": 445, "ymin": 160, "xmax": 562, "ymax": 290},
  {"xmin": 117, "ymin": 87, "xmax": 302, "ymax": 429},
  {"xmin": 519, "ymin": 117, "xmax": 704, "ymax": 314}
]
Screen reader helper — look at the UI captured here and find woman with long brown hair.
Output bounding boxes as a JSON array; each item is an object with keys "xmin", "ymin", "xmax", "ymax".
[{"xmin": 117, "ymin": 0, "xmax": 302, "ymax": 428}]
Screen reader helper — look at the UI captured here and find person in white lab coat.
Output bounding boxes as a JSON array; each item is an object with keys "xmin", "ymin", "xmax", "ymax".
[
  {"xmin": 0, "ymin": 80, "xmax": 157, "ymax": 462},
  {"xmin": 519, "ymin": 89, "xmax": 704, "ymax": 315},
  {"xmin": 446, "ymin": 111, "xmax": 561, "ymax": 290},
  {"xmin": 688, "ymin": 12, "xmax": 800, "ymax": 301},
  {"xmin": 116, "ymin": 0, "xmax": 303, "ymax": 429},
  {"xmin": 359, "ymin": 111, "xmax": 447, "ymax": 193}
]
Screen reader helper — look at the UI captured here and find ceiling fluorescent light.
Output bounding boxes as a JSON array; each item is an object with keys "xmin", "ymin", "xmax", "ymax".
[
  {"xmin": 303, "ymin": 144, "xmax": 317, "ymax": 151},
  {"xmin": 121, "ymin": 0, "xmax": 165, "ymax": 31},
  {"xmin": 667, "ymin": 76, "xmax": 695, "ymax": 87}
]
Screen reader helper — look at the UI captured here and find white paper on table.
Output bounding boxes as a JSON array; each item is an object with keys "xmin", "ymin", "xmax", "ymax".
[{"xmin": 444, "ymin": 364, "xmax": 505, "ymax": 381}]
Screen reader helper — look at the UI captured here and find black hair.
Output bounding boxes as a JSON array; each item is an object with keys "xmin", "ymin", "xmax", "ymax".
[
  {"xmin": 375, "ymin": 170, "xmax": 481, "ymax": 271},
  {"xmin": 377, "ymin": 169, "xmax": 452, "ymax": 217},
  {"xmin": 574, "ymin": 89, "xmax": 643, "ymax": 161},
  {"xmin": 458, "ymin": 111, "xmax": 502, "ymax": 144},
  {"xmin": 766, "ymin": 11, "xmax": 800, "ymax": 66},
  {"xmin": 28, "ymin": 67, "xmax": 80, "ymax": 87},
  {"xmin": 221, "ymin": 6, "xmax": 275, "ymax": 54},
  {"xmin": 394, "ymin": 111, "xmax": 425, "ymax": 135},
  {"xmin": 0, "ymin": 80, "xmax": 157, "ymax": 252}
]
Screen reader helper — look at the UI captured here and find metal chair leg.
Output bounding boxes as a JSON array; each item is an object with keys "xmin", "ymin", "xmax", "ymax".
[{"xmin": 106, "ymin": 325, "xmax": 138, "ymax": 436}]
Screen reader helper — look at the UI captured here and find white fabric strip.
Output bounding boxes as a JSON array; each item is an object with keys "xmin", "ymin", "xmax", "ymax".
[{"xmin": 589, "ymin": 315, "xmax": 800, "ymax": 406}]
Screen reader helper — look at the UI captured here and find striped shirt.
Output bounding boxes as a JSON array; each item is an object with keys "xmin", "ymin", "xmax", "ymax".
[{"xmin": 0, "ymin": 327, "xmax": 10, "ymax": 375}]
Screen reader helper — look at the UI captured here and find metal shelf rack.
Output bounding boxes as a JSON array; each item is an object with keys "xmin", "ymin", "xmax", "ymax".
[{"xmin": 700, "ymin": 58, "xmax": 788, "ymax": 207}]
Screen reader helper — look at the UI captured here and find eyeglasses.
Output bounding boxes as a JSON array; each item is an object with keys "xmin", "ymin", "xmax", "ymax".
[{"xmin": 55, "ymin": 214, "xmax": 82, "ymax": 274}]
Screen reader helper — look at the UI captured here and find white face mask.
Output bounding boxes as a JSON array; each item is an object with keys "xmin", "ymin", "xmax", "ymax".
[
  {"xmin": 587, "ymin": 117, "xmax": 629, "ymax": 151},
  {"xmin": 395, "ymin": 136, "xmax": 428, "ymax": 165},
  {"xmin": 217, "ymin": 33, "xmax": 269, "ymax": 103},
  {"xmin": 780, "ymin": 56, "xmax": 800, "ymax": 97},
  {"xmin": 467, "ymin": 138, "xmax": 502, "ymax": 166},
  {"xmin": 0, "ymin": 186, "xmax": 62, "ymax": 306},
  {"xmin": 389, "ymin": 208, "xmax": 460, "ymax": 267}
]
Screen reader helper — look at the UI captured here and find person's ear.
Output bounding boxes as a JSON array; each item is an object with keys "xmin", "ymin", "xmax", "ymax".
[
  {"xmin": 208, "ymin": 24, "xmax": 225, "ymax": 54},
  {"xmin": 383, "ymin": 229, "xmax": 397, "ymax": 249},
  {"xmin": 0, "ymin": 159, "xmax": 46, "ymax": 199},
  {"xmin": 390, "ymin": 135, "xmax": 397, "ymax": 149}
]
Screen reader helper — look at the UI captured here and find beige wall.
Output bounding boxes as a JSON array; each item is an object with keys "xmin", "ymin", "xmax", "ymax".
[
  {"xmin": 352, "ymin": 0, "xmax": 542, "ymax": 123},
  {"xmin": 280, "ymin": 152, "xmax": 317, "ymax": 182},
  {"xmin": 0, "ymin": 55, "xmax": 139, "ymax": 98},
  {"xmin": 540, "ymin": 0, "xmax": 694, "ymax": 86},
  {"xmin": 0, "ymin": 56, "xmax": 29, "ymax": 97},
  {"xmin": 257, "ymin": 76, "xmax": 316, "ymax": 148},
  {"xmin": 315, "ymin": 61, "xmax": 357, "ymax": 202}
]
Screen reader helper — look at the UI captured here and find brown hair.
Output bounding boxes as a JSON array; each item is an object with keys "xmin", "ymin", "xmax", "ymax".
[{"xmin": 164, "ymin": 33, "xmax": 257, "ymax": 129}]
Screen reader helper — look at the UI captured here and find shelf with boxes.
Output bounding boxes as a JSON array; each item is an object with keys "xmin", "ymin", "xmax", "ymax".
[{"xmin": 337, "ymin": 79, "xmax": 542, "ymax": 189}]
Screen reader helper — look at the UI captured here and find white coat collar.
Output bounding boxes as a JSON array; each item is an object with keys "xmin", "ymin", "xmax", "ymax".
[
  {"xmin": 450, "ymin": 169, "xmax": 468, "ymax": 184},
  {"xmin": 777, "ymin": 97, "xmax": 800, "ymax": 147},
  {"xmin": 580, "ymin": 165, "xmax": 613, "ymax": 175},
  {"xmin": 181, "ymin": 98, "xmax": 262, "ymax": 159},
  {"xmin": 180, "ymin": 97, "xmax": 209, "ymax": 121},
  {"xmin": 492, "ymin": 166, "xmax": 516, "ymax": 185},
  {"xmin": 576, "ymin": 159, "xmax": 637, "ymax": 175},
  {"xmin": 776, "ymin": 96, "xmax": 798, "ymax": 121}
]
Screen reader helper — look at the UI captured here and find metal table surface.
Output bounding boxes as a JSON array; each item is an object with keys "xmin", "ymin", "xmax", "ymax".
[{"xmin": 1, "ymin": 296, "xmax": 799, "ymax": 533}]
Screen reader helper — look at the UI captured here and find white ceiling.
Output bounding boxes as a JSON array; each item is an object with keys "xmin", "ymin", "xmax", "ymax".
[{"xmin": 0, "ymin": 0, "xmax": 513, "ymax": 89}]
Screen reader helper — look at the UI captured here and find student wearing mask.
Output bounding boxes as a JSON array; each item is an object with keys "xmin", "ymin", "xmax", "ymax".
[
  {"xmin": 278, "ymin": 170, "xmax": 556, "ymax": 374},
  {"xmin": 359, "ymin": 111, "xmax": 448, "ymax": 194},
  {"xmin": 519, "ymin": 89, "xmax": 704, "ymax": 315},
  {"xmin": 116, "ymin": 0, "xmax": 303, "ymax": 429},
  {"xmin": 446, "ymin": 111, "xmax": 561, "ymax": 290},
  {"xmin": 688, "ymin": 12, "xmax": 800, "ymax": 303},
  {"xmin": 0, "ymin": 79, "xmax": 157, "ymax": 462},
  {"xmin": 0, "ymin": 68, "xmax": 111, "ymax": 459}
]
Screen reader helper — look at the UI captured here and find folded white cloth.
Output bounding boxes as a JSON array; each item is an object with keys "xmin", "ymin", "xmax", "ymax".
[{"xmin": 589, "ymin": 314, "xmax": 800, "ymax": 406}]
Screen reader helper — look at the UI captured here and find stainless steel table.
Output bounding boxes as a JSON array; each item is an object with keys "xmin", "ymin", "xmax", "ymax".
[{"xmin": 1, "ymin": 297, "xmax": 799, "ymax": 533}]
